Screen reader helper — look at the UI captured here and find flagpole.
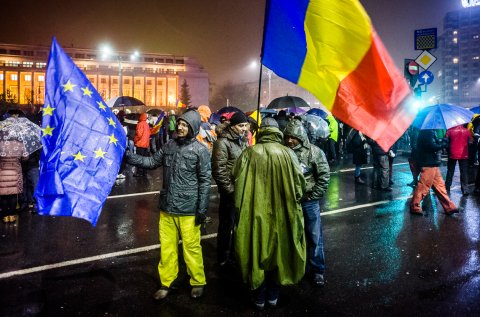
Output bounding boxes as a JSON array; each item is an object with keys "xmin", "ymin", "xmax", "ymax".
[{"xmin": 256, "ymin": 0, "xmax": 272, "ymax": 125}]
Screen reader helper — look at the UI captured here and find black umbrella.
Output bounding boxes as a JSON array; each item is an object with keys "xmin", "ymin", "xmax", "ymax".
[
  {"xmin": 107, "ymin": 96, "xmax": 145, "ymax": 108},
  {"xmin": 124, "ymin": 113, "xmax": 141, "ymax": 129},
  {"xmin": 146, "ymin": 109, "xmax": 164, "ymax": 116},
  {"xmin": 267, "ymin": 96, "xmax": 310, "ymax": 109}
]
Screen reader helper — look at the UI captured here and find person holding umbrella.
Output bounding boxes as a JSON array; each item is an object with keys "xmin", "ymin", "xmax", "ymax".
[
  {"xmin": 410, "ymin": 129, "xmax": 459, "ymax": 215},
  {"xmin": 0, "ymin": 113, "xmax": 42, "ymax": 223}
]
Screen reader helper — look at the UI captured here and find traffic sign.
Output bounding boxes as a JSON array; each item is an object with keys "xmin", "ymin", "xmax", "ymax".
[
  {"xmin": 414, "ymin": 28, "xmax": 437, "ymax": 50},
  {"xmin": 418, "ymin": 71, "xmax": 434, "ymax": 85},
  {"xmin": 408, "ymin": 61, "xmax": 419, "ymax": 75},
  {"xmin": 415, "ymin": 50, "xmax": 437, "ymax": 70}
]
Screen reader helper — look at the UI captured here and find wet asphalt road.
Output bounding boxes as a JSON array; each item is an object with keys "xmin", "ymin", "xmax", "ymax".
[{"xmin": 1, "ymin": 154, "xmax": 480, "ymax": 316}]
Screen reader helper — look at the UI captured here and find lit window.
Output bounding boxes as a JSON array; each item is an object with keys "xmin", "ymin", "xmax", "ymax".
[
  {"xmin": 474, "ymin": 35, "xmax": 480, "ymax": 39},
  {"xmin": 453, "ymin": 57, "xmax": 459, "ymax": 64},
  {"xmin": 453, "ymin": 30, "xmax": 458, "ymax": 35},
  {"xmin": 22, "ymin": 62, "xmax": 33, "ymax": 67},
  {"xmin": 25, "ymin": 75, "xmax": 31, "ymax": 81},
  {"xmin": 38, "ymin": 75, "xmax": 44, "ymax": 82},
  {"xmin": 453, "ymin": 37, "xmax": 458, "ymax": 43},
  {"xmin": 0, "ymin": 74, "xmax": 3, "ymax": 80},
  {"xmin": 36, "ymin": 62, "xmax": 46, "ymax": 68},
  {"xmin": 453, "ymin": 85, "xmax": 458, "ymax": 90},
  {"xmin": 454, "ymin": 79, "xmax": 458, "ymax": 84},
  {"xmin": 474, "ymin": 56, "xmax": 480, "ymax": 60},
  {"xmin": 11, "ymin": 74, "xmax": 18, "ymax": 81}
]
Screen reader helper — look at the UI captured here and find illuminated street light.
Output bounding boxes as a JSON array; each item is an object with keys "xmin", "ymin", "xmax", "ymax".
[{"xmin": 99, "ymin": 44, "xmax": 139, "ymax": 97}]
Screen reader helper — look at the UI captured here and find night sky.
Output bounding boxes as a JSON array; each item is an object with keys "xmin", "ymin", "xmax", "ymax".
[{"xmin": 0, "ymin": 0, "xmax": 466, "ymax": 87}]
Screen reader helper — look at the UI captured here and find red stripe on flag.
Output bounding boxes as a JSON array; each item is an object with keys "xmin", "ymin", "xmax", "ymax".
[{"xmin": 331, "ymin": 31, "xmax": 413, "ymax": 151}]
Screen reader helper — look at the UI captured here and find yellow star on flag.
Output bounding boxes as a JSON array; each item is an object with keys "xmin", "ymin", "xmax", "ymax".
[
  {"xmin": 94, "ymin": 148, "xmax": 107, "ymax": 159},
  {"xmin": 42, "ymin": 104, "xmax": 56, "ymax": 116},
  {"xmin": 42, "ymin": 125, "xmax": 55, "ymax": 137},
  {"xmin": 108, "ymin": 133, "xmax": 118, "ymax": 145},
  {"xmin": 73, "ymin": 151, "xmax": 87, "ymax": 162},
  {"xmin": 108, "ymin": 117, "xmax": 117, "ymax": 127},
  {"xmin": 97, "ymin": 101, "xmax": 107, "ymax": 111},
  {"xmin": 81, "ymin": 86, "xmax": 93, "ymax": 97},
  {"xmin": 62, "ymin": 80, "xmax": 76, "ymax": 92}
]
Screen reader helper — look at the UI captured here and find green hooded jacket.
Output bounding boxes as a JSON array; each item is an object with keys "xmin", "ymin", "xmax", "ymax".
[
  {"xmin": 284, "ymin": 120, "xmax": 330, "ymax": 201},
  {"xmin": 326, "ymin": 113, "xmax": 338, "ymax": 142},
  {"xmin": 233, "ymin": 127, "xmax": 306, "ymax": 290}
]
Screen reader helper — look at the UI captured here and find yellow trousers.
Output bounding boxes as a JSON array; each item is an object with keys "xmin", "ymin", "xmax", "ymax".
[{"xmin": 158, "ymin": 211, "xmax": 206, "ymax": 287}]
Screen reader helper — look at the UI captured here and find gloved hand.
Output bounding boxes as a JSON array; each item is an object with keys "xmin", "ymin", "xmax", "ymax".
[{"xmin": 195, "ymin": 213, "xmax": 207, "ymax": 226}]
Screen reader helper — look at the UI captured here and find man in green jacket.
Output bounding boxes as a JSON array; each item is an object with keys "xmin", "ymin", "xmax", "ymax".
[
  {"xmin": 127, "ymin": 110, "xmax": 211, "ymax": 300},
  {"xmin": 233, "ymin": 124, "xmax": 306, "ymax": 310},
  {"xmin": 284, "ymin": 119, "xmax": 330, "ymax": 286}
]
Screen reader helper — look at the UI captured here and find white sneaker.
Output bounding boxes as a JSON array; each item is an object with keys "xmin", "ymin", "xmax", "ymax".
[{"xmin": 116, "ymin": 173, "xmax": 126, "ymax": 179}]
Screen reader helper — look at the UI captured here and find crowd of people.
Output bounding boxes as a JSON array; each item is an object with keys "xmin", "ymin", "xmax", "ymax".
[
  {"xmin": 123, "ymin": 105, "xmax": 480, "ymax": 310},
  {"xmin": 1, "ymin": 104, "xmax": 480, "ymax": 310}
]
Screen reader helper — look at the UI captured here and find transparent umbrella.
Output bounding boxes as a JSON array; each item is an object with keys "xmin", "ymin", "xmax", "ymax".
[
  {"xmin": 0, "ymin": 117, "xmax": 42, "ymax": 157},
  {"xmin": 300, "ymin": 114, "xmax": 330, "ymax": 141}
]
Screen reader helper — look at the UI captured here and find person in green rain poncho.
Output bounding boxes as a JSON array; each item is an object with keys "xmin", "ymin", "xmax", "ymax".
[{"xmin": 232, "ymin": 122, "xmax": 306, "ymax": 310}]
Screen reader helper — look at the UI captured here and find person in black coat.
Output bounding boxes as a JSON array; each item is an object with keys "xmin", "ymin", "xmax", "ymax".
[{"xmin": 346, "ymin": 129, "xmax": 368, "ymax": 184}]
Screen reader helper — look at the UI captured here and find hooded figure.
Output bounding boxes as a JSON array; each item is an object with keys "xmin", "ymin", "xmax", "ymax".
[
  {"xmin": 284, "ymin": 120, "xmax": 330, "ymax": 287},
  {"xmin": 233, "ymin": 126, "xmax": 306, "ymax": 309},
  {"xmin": 127, "ymin": 109, "xmax": 211, "ymax": 301}
]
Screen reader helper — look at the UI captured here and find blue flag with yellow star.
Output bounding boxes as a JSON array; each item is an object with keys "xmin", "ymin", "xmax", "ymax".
[{"xmin": 35, "ymin": 37, "xmax": 127, "ymax": 226}]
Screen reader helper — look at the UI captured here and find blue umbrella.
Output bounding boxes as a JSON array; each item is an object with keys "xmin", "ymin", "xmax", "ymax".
[
  {"xmin": 470, "ymin": 105, "xmax": 480, "ymax": 114},
  {"xmin": 412, "ymin": 104, "xmax": 474, "ymax": 130},
  {"xmin": 306, "ymin": 108, "xmax": 329, "ymax": 119}
]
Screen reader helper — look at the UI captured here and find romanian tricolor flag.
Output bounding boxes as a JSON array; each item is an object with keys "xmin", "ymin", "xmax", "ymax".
[
  {"xmin": 177, "ymin": 100, "xmax": 187, "ymax": 108},
  {"xmin": 262, "ymin": 0, "xmax": 415, "ymax": 150},
  {"xmin": 150, "ymin": 112, "xmax": 165, "ymax": 135}
]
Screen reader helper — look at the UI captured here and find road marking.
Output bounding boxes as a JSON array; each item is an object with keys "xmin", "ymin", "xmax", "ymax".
[
  {"xmin": 0, "ymin": 233, "xmax": 219, "ymax": 280},
  {"xmin": 107, "ymin": 163, "xmax": 408, "ymax": 199},
  {"xmin": 0, "ymin": 197, "xmax": 412, "ymax": 279},
  {"xmin": 321, "ymin": 195, "xmax": 412, "ymax": 216}
]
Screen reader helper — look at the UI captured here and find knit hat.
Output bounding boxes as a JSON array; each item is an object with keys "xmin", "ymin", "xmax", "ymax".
[{"xmin": 229, "ymin": 111, "xmax": 248, "ymax": 126}]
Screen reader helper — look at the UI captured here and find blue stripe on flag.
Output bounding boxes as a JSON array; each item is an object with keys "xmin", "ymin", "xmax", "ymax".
[{"xmin": 262, "ymin": 0, "xmax": 310, "ymax": 83}]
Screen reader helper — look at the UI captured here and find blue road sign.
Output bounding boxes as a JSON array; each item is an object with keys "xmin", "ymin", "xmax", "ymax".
[{"xmin": 418, "ymin": 70, "xmax": 434, "ymax": 85}]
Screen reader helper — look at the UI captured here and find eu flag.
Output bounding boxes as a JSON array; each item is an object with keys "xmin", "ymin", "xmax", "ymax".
[{"xmin": 35, "ymin": 38, "xmax": 127, "ymax": 226}]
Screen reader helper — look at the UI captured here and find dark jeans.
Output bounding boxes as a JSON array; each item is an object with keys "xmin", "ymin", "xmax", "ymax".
[
  {"xmin": 445, "ymin": 158, "xmax": 469, "ymax": 193},
  {"xmin": 252, "ymin": 271, "xmax": 280, "ymax": 304},
  {"xmin": 216, "ymin": 192, "xmax": 236, "ymax": 263},
  {"xmin": 301, "ymin": 200, "xmax": 325, "ymax": 275},
  {"xmin": 22, "ymin": 167, "xmax": 39, "ymax": 206},
  {"xmin": 372, "ymin": 154, "xmax": 390, "ymax": 189}
]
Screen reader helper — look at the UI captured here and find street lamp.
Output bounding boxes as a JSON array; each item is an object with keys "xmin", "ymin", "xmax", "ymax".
[
  {"xmin": 249, "ymin": 60, "xmax": 273, "ymax": 104},
  {"xmin": 100, "ymin": 44, "xmax": 139, "ymax": 97}
]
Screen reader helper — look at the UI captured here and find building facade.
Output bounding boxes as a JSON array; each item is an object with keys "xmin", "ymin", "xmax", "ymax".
[
  {"xmin": 442, "ymin": 5, "xmax": 480, "ymax": 106},
  {"xmin": 0, "ymin": 43, "xmax": 209, "ymax": 109}
]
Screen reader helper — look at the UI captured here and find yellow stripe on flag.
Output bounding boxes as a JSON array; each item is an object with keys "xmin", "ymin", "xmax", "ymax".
[{"xmin": 298, "ymin": 0, "xmax": 372, "ymax": 110}]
